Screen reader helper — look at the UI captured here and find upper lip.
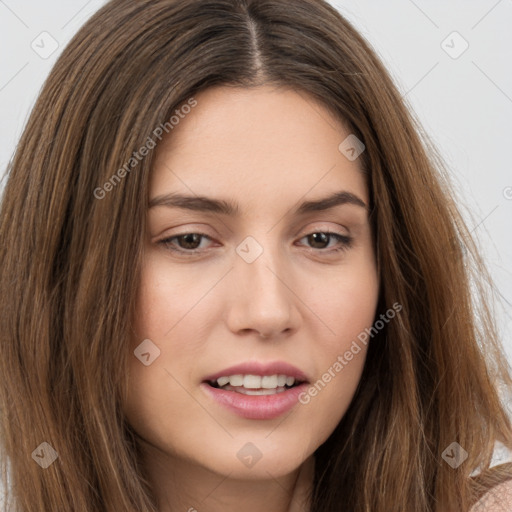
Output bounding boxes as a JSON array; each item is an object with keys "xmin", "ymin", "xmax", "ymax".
[{"xmin": 203, "ymin": 361, "xmax": 309, "ymax": 383}]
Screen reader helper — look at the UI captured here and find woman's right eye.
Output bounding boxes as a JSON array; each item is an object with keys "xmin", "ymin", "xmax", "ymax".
[{"xmin": 157, "ymin": 233, "xmax": 214, "ymax": 254}]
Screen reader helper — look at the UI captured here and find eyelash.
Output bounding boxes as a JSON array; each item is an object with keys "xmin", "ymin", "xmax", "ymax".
[{"xmin": 157, "ymin": 230, "xmax": 353, "ymax": 256}]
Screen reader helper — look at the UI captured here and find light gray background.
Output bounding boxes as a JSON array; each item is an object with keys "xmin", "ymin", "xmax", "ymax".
[{"xmin": 0, "ymin": 0, "xmax": 511, "ymax": 354}]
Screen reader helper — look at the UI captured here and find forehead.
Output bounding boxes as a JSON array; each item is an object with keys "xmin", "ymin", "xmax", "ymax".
[{"xmin": 150, "ymin": 85, "xmax": 368, "ymax": 210}]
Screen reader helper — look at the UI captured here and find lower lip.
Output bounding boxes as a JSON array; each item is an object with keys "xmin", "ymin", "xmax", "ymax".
[{"xmin": 201, "ymin": 382, "xmax": 309, "ymax": 420}]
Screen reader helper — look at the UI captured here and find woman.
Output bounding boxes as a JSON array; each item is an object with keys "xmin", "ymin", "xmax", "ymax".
[{"xmin": 0, "ymin": 0, "xmax": 511, "ymax": 510}]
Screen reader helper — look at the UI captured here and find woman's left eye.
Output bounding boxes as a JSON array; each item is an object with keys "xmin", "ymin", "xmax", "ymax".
[
  {"xmin": 157, "ymin": 231, "xmax": 353, "ymax": 255},
  {"xmin": 298, "ymin": 231, "xmax": 353, "ymax": 252},
  {"xmin": 158, "ymin": 233, "xmax": 213, "ymax": 253}
]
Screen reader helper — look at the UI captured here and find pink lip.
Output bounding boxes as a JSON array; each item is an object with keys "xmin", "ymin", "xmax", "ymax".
[
  {"xmin": 201, "ymin": 361, "xmax": 310, "ymax": 420},
  {"xmin": 202, "ymin": 361, "xmax": 309, "ymax": 383},
  {"xmin": 201, "ymin": 381, "xmax": 309, "ymax": 420}
]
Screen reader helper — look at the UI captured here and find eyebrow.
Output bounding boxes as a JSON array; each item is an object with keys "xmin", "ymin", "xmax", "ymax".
[{"xmin": 148, "ymin": 190, "xmax": 368, "ymax": 215}]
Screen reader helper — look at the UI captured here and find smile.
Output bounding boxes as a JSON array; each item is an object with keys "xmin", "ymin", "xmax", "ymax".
[
  {"xmin": 202, "ymin": 362, "xmax": 310, "ymax": 419},
  {"xmin": 208, "ymin": 373, "xmax": 304, "ymax": 394}
]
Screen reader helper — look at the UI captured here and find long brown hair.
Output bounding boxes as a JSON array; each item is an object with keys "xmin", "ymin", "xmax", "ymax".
[{"xmin": 1, "ymin": 0, "xmax": 511, "ymax": 510}]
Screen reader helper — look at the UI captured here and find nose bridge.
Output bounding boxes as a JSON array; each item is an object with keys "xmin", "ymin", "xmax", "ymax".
[
  {"xmin": 236, "ymin": 233, "xmax": 289, "ymax": 302},
  {"xmin": 227, "ymin": 232, "xmax": 298, "ymax": 336}
]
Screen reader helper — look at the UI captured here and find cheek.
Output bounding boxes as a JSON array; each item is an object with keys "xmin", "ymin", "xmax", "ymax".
[
  {"xmin": 307, "ymin": 255, "xmax": 379, "ymax": 348},
  {"xmin": 296, "ymin": 260, "xmax": 379, "ymax": 438},
  {"xmin": 124, "ymin": 257, "xmax": 216, "ymax": 436},
  {"xmin": 131, "ymin": 256, "xmax": 210, "ymax": 345}
]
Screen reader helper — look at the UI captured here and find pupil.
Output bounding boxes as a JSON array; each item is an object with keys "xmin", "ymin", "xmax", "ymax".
[
  {"xmin": 308, "ymin": 232, "xmax": 328, "ymax": 249},
  {"xmin": 179, "ymin": 234, "xmax": 201, "ymax": 249}
]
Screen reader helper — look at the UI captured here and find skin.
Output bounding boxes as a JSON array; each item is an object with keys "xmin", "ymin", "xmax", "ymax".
[{"xmin": 122, "ymin": 85, "xmax": 380, "ymax": 512}]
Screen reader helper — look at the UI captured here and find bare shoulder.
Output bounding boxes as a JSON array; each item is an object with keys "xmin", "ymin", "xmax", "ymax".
[{"xmin": 471, "ymin": 478, "xmax": 512, "ymax": 512}]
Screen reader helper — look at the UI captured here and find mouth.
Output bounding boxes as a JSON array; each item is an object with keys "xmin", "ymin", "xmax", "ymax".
[
  {"xmin": 201, "ymin": 362, "xmax": 310, "ymax": 420},
  {"xmin": 206, "ymin": 373, "xmax": 307, "ymax": 395}
]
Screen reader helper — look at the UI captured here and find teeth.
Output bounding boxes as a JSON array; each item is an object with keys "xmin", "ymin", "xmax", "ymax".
[
  {"xmin": 216, "ymin": 376, "xmax": 230, "ymax": 387},
  {"xmin": 261, "ymin": 375, "xmax": 278, "ymax": 388},
  {"xmin": 229, "ymin": 374, "xmax": 244, "ymax": 386},
  {"xmin": 214, "ymin": 374, "xmax": 298, "ymax": 389},
  {"xmin": 224, "ymin": 386, "xmax": 287, "ymax": 395},
  {"xmin": 244, "ymin": 375, "xmax": 262, "ymax": 389}
]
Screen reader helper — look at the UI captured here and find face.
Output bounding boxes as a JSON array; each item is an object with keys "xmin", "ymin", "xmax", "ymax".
[{"xmin": 123, "ymin": 85, "xmax": 379, "ymax": 481}]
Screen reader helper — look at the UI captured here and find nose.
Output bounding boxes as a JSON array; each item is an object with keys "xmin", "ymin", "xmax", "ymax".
[{"xmin": 224, "ymin": 243, "xmax": 300, "ymax": 339}]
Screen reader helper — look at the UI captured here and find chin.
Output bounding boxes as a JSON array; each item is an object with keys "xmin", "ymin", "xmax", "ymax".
[{"xmin": 189, "ymin": 434, "xmax": 313, "ymax": 480}]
